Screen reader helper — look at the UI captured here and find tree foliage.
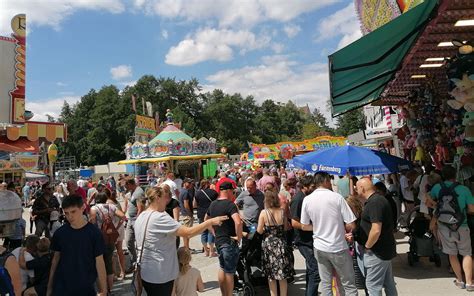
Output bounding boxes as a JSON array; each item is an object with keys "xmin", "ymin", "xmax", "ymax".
[
  {"xmin": 335, "ymin": 109, "xmax": 366, "ymax": 137},
  {"xmin": 57, "ymin": 75, "xmax": 336, "ymax": 165}
]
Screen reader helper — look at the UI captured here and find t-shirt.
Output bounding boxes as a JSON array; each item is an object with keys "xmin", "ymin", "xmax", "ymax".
[
  {"xmin": 289, "ymin": 191, "xmax": 313, "ymax": 247},
  {"xmin": 26, "ymin": 253, "xmax": 52, "ymax": 295},
  {"xmin": 301, "ymin": 188, "xmax": 356, "ymax": 253},
  {"xmin": 75, "ymin": 187, "xmax": 89, "ymax": 213},
  {"xmin": 163, "ymin": 179, "xmax": 178, "ymax": 199},
  {"xmin": 207, "ymin": 199, "xmax": 239, "ymax": 247},
  {"xmin": 178, "ymin": 189, "xmax": 193, "ymax": 216},
  {"xmin": 175, "ymin": 267, "xmax": 201, "ymax": 296},
  {"xmin": 195, "ymin": 189, "xmax": 218, "ymax": 220},
  {"xmin": 235, "ymin": 190, "xmax": 264, "ymax": 226},
  {"xmin": 400, "ymin": 175, "xmax": 414, "ymax": 201},
  {"xmin": 166, "ymin": 198, "xmax": 180, "ymax": 218},
  {"xmin": 11, "ymin": 247, "xmax": 34, "ymax": 291},
  {"xmin": 22, "ymin": 185, "xmax": 31, "ymax": 198},
  {"xmin": 50, "ymin": 222, "xmax": 105, "ymax": 296},
  {"xmin": 431, "ymin": 181, "xmax": 474, "ymax": 225},
  {"xmin": 134, "ymin": 210, "xmax": 181, "ymax": 284},
  {"xmin": 32, "ymin": 196, "xmax": 60, "ymax": 222},
  {"xmin": 357, "ymin": 193, "xmax": 397, "ymax": 260},
  {"xmin": 336, "ymin": 177, "xmax": 350, "ymax": 198},
  {"xmin": 127, "ymin": 186, "xmax": 145, "ymax": 220}
]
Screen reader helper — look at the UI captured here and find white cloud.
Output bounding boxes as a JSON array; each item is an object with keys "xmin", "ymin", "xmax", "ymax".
[
  {"xmin": 110, "ymin": 65, "xmax": 133, "ymax": 80},
  {"xmin": 316, "ymin": 3, "xmax": 362, "ymax": 50},
  {"xmin": 26, "ymin": 96, "xmax": 81, "ymax": 121},
  {"xmin": 165, "ymin": 28, "xmax": 271, "ymax": 66},
  {"xmin": 203, "ymin": 55, "xmax": 333, "ymax": 120},
  {"xmin": 56, "ymin": 82, "xmax": 67, "ymax": 87},
  {"xmin": 134, "ymin": 0, "xmax": 339, "ymax": 28},
  {"xmin": 161, "ymin": 29, "xmax": 169, "ymax": 39},
  {"xmin": 0, "ymin": 0, "xmax": 125, "ymax": 35},
  {"xmin": 283, "ymin": 24, "xmax": 301, "ymax": 38}
]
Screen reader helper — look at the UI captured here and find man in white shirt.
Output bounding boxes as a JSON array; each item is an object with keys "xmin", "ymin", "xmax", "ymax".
[
  {"xmin": 163, "ymin": 172, "xmax": 180, "ymax": 200},
  {"xmin": 12, "ymin": 235, "xmax": 39, "ymax": 291},
  {"xmin": 400, "ymin": 170, "xmax": 415, "ymax": 214},
  {"xmin": 301, "ymin": 172, "xmax": 357, "ymax": 296}
]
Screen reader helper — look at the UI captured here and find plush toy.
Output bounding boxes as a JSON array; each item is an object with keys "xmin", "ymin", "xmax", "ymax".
[
  {"xmin": 447, "ymin": 74, "xmax": 474, "ymax": 112},
  {"xmin": 463, "ymin": 112, "xmax": 474, "ymax": 142}
]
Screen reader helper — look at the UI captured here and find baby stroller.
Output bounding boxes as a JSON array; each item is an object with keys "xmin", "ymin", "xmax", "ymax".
[
  {"xmin": 234, "ymin": 231, "xmax": 266, "ymax": 296},
  {"xmin": 406, "ymin": 206, "xmax": 442, "ymax": 267}
]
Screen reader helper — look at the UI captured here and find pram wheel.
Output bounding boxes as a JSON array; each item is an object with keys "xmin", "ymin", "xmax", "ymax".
[
  {"xmin": 242, "ymin": 283, "xmax": 255, "ymax": 296},
  {"xmin": 434, "ymin": 254, "xmax": 442, "ymax": 267}
]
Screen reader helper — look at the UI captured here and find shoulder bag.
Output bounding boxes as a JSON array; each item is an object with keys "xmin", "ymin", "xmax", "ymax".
[{"xmin": 131, "ymin": 210, "xmax": 155, "ymax": 296}]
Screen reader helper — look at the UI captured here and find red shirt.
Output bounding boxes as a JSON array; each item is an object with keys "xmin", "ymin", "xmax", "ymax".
[{"xmin": 75, "ymin": 187, "xmax": 89, "ymax": 213}]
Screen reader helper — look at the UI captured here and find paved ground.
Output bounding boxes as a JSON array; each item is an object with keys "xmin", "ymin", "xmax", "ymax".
[
  {"xmin": 23, "ymin": 209, "xmax": 468, "ymax": 296},
  {"xmin": 108, "ymin": 233, "xmax": 466, "ymax": 296}
]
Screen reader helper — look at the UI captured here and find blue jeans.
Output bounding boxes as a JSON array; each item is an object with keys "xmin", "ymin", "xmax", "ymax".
[
  {"xmin": 199, "ymin": 218, "xmax": 215, "ymax": 245},
  {"xmin": 357, "ymin": 247, "xmax": 397, "ymax": 296},
  {"xmin": 298, "ymin": 244, "xmax": 320, "ymax": 296},
  {"xmin": 217, "ymin": 241, "xmax": 240, "ymax": 274}
]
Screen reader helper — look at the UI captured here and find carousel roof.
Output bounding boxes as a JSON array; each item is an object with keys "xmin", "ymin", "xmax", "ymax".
[{"xmin": 148, "ymin": 123, "xmax": 192, "ymax": 146}]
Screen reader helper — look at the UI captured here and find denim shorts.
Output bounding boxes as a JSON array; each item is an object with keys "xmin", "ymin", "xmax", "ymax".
[{"xmin": 217, "ymin": 241, "xmax": 240, "ymax": 274}]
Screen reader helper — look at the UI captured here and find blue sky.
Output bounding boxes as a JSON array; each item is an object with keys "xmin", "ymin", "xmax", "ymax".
[{"xmin": 1, "ymin": 0, "xmax": 362, "ymax": 122}]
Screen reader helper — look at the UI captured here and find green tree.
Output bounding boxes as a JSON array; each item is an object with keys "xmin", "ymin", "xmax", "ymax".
[{"xmin": 335, "ymin": 109, "xmax": 365, "ymax": 137}]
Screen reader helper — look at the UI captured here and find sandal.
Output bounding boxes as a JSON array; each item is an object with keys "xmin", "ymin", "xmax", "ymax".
[{"xmin": 454, "ymin": 280, "xmax": 466, "ymax": 289}]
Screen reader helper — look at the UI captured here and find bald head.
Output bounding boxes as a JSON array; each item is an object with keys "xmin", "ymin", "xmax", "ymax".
[{"xmin": 356, "ymin": 178, "xmax": 375, "ymax": 199}]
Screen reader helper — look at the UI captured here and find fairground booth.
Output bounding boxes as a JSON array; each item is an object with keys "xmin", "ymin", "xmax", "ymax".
[
  {"xmin": 330, "ymin": 0, "xmax": 474, "ymax": 187},
  {"xmin": 118, "ymin": 111, "xmax": 223, "ymax": 181},
  {"xmin": 0, "ymin": 14, "xmax": 67, "ymax": 185}
]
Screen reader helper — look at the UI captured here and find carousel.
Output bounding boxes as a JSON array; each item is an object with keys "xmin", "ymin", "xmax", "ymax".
[{"xmin": 119, "ymin": 110, "xmax": 223, "ymax": 179}]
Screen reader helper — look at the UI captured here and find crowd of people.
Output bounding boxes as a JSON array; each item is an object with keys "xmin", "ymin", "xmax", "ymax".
[{"xmin": 0, "ymin": 161, "xmax": 472, "ymax": 296}]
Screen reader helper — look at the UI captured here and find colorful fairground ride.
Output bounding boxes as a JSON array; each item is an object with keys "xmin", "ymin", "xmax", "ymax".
[{"xmin": 119, "ymin": 110, "xmax": 223, "ymax": 180}]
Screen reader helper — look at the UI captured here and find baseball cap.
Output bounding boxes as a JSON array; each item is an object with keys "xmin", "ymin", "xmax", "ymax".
[
  {"xmin": 219, "ymin": 182, "xmax": 234, "ymax": 191},
  {"xmin": 183, "ymin": 178, "xmax": 193, "ymax": 184}
]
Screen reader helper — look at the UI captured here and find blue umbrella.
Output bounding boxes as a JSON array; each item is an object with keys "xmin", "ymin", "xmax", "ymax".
[{"xmin": 292, "ymin": 145, "xmax": 412, "ymax": 176}]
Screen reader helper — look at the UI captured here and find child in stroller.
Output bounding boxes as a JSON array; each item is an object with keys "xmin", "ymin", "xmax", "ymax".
[{"xmin": 406, "ymin": 206, "xmax": 442, "ymax": 267}]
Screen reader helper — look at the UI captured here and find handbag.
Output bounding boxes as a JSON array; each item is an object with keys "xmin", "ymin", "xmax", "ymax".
[{"xmin": 131, "ymin": 211, "xmax": 155, "ymax": 296}]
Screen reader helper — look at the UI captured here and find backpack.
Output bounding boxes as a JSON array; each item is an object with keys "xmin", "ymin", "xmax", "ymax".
[
  {"xmin": 435, "ymin": 182, "xmax": 464, "ymax": 231},
  {"xmin": 97, "ymin": 205, "xmax": 120, "ymax": 245},
  {"xmin": 0, "ymin": 253, "xmax": 15, "ymax": 296}
]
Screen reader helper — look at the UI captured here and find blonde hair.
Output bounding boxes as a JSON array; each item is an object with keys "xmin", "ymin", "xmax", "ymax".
[
  {"xmin": 264, "ymin": 190, "xmax": 280, "ymax": 209},
  {"xmin": 177, "ymin": 247, "xmax": 191, "ymax": 274},
  {"xmin": 146, "ymin": 186, "xmax": 165, "ymax": 203}
]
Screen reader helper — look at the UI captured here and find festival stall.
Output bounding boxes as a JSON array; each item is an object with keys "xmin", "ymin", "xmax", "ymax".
[
  {"xmin": 241, "ymin": 136, "xmax": 347, "ymax": 167},
  {"xmin": 119, "ymin": 110, "xmax": 222, "ymax": 180},
  {"xmin": 330, "ymin": 0, "xmax": 474, "ymax": 188},
  {"xmin": 0, "ymin": 15, "xmax": 67, "ymax": 181}
]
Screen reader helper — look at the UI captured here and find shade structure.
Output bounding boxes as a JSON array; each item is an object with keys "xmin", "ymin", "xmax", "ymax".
[
  {"xmin": 148, "ymin": 124, "xmax": 192, "ymax": 146},
  {"xmin": 329, "ymin": 0, "xmax": 438, "ymax": 116},
  {"xmin": 292, "ymin": 145, "xmax": 412, "ymax": 176}
]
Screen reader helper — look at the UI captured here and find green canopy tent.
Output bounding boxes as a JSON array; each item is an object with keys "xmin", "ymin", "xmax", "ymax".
[{"xmin": 329, "ymin": 0, "xmax": 439, "ymax": 117}]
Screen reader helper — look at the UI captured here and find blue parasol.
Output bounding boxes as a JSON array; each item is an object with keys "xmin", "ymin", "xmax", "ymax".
[{"xmin": 292, "ymin": 145, "xmax": 412, "ymax": 176}]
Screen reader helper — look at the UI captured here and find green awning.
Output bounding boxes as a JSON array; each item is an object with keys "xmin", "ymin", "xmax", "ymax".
[{"xmin": 329, "ymin": 0, "xmax": 438, "ymax": 117}]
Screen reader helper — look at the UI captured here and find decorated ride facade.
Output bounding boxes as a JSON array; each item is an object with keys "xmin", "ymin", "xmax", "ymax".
[{"xmin": 124, "ymin": 111, "xmax": 217, "ymax": 160}]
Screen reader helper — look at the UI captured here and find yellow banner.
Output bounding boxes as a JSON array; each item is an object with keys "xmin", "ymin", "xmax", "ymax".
[
  {"xmin": 15, "ymin": 155, "xmax": 38, "ymax": 171},
  {"xmin": 136, "ymin": 115, "xmax": 156, "ymax": 131}
]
